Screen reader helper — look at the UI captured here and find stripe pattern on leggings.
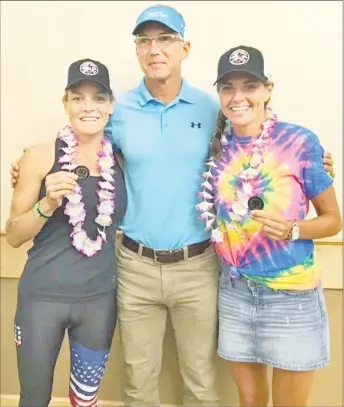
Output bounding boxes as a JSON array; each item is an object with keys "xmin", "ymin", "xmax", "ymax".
[{"xmin": 69, "ymin": 342, "xmax": 109, "ymax": 407}]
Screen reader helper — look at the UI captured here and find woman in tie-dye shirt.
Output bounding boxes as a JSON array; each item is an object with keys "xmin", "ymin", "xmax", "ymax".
[{"xmin": 197, "ymin": 45, "xmax": 341, "ymax": 407}]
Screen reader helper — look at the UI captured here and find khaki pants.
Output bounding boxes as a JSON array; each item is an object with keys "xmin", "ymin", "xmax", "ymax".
[{"xmin": 116, "ymin": 242, "xmax": 220, "ymax": 406}]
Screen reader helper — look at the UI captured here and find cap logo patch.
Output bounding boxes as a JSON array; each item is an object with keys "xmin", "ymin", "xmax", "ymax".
[
  {"xmin": 79, "ymin": 61, "xmax": 99, "ymax": 76},
  {"xmin": 229, "ymin": 49, "xmax": 250, "ymax": 65}
]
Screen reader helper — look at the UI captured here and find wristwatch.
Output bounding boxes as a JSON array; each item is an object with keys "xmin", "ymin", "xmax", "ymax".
[{"xmin": 288, "ymin": 221, "xmax": 300, "ymax": 241}]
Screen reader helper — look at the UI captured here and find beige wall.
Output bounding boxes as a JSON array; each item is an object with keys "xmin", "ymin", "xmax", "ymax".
[{"xmin": 0, "ymin": 0, "xmax": 343, "ymax": 239}]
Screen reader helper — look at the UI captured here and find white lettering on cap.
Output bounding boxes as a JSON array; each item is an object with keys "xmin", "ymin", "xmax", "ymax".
[
  {"xmin": 229, "ymin": 49, "xmax": 250, "ymax": 65},
  {"xmin": 79, "ymin": 61, "xmax": 99, "ymax": 76},
  {"xmin": 147, "ymin": 11, "xmax": 168, "ymax": 18}
]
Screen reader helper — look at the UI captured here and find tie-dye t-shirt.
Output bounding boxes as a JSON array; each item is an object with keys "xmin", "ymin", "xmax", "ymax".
[{"xmin": 212, "ymin": 121, "xmax": 333, "ymax": 290}]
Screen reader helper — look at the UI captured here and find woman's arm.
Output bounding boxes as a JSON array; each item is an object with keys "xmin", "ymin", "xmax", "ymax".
[
  {"xmin": 297, "ymin": 186, "xmax": 341, "ymax": 239},
  {"xmin": 249, "ymin": 185, "xmax": 342, "ymax": 241},
  {"xmin": 250, "ymin": 131, "xmax": 342, "ymax": 241},
  {"xmin": 5, "ymin": 143, "xmax": 77, "ymax": 248}
]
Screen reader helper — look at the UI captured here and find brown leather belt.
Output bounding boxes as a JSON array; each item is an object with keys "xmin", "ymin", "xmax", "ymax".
[{"xmin": 122, "ymin": 234, "xmax": 211, "ymax": 264}]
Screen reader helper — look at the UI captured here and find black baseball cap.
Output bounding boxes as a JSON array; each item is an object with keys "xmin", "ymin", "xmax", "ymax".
[
  {"xmin": 214, "ymin": 46, "xmax": 269, "ymax": 85},
  {"xmin": 65, "ymin": 58, "xmax": 112, "ymax": 95}
]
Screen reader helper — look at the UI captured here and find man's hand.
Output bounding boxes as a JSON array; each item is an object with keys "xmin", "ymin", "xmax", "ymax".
[
  {"xmin": 323, "ymin": 152, "xmax": 335, "ymax": 176},
  {"xmin": 10, "ymin": 159, "xmax": 20, "ymax": 188},
  {"xmin": 249, "ymin": 210, "xmax": 292, "ymax": 241}
]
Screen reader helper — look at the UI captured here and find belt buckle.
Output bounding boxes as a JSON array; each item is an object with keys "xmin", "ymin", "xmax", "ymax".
[
  {"xmin": 153, "ymin": 249, "xmax": 171, "ymax": 263},
  {"xmin": 153, "ymin": 249, "xmax": 183, "ymax": 263}
]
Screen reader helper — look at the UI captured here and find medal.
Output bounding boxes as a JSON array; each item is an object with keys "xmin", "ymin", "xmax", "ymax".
[
  {"xmin": 248, "ymin": 196, "xmax": 264, "ymax": 210},
  {"xmin": 74, "ymin": 165, "xmax": 90, "ymax": 180}
]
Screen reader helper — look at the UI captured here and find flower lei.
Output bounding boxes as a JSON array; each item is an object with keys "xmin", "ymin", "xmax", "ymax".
[
  {"xmin": 57, "ymin": 125, "xmax": 115, "ymax": 257},
  {"xmin": 196, "ymin": 112, "xmax": 277, "ymax": 243}
]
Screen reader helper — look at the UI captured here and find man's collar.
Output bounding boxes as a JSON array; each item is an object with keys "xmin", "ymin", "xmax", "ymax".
[{"xmin": 137, "ymin": 78, "xmax": 196, "ymax": 106}]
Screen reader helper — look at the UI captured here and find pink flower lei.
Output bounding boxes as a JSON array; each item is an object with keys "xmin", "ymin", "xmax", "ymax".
[
  {"xmin": 58, "ymin": 125, "xmax": 115, "ymax": 257},
  {"xmin": 196, "ymin": 111, "xmax": 277, "ymax": 243}
]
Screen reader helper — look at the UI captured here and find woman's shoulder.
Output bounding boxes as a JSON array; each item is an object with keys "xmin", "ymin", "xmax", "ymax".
[
  {"xmin": 274, "ymin": 121, "xmax": 320, "ymax": 145},
  {"xmin": 20, "ymin": 141, "xmax": 56, "ymax": 178}
]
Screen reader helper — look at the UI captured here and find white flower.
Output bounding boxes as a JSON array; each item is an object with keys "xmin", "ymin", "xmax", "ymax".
[
  {"xmin": 239, "ymin": 168, "xmax": 259, "ymax": 180},
  {"xmin": 72, "ymin": 229, "xmax": 87, "ymax": 251},
  {"xmin": 250, "ymin": 152, "xmax": 263, "ymax": 168},
  {"xmin": 220, "ymin": 134, "xmax": 229, "ymax": 145},
  {"xmin": 58, "ymin": 154, "xmax": 73, "ymax": 164},
  {"xmin": 83, "ymin": 237, "xmax": 102, "ymax": 257},
  {"xmin": 195, "ymin": 201, "xmax": 214, "ymax": 212},
  {"xmin": 242, "ymin": 182, "xmax": 253, "ymax": 196},
  {"xmin": 229, "ymin": 211, "xmax": 244, "ymax": 222},
  {"xmin": 61, "ymin": 164, "xmax": 77, "ymax": 171},
  {"xmin": 60, "ymin": 147, "xmax": 75, "ymax": 154},
  {"xmin": 199, "ymin": 211, "xmax": 215, "ymax": 220},
  {"xmin": 95, "ymin": 214, "xmax": 112, "ymax": 227},
  {"xmin": 201, "ymin": 181, "xmax": 213, "ymax": 191},
  {"xmin": 202, "ymin": 171, "xmax": 213, "ymax": 179},
  {"xmin": 98, "ymin": 155, "xmax": 113, "ymax": 170},
  {"xmin": 206, "ymin": 160, "xmax": 217, "ymax": 168},
  {"xmin": 236, "ymin": 191, "xmax": 249, "ymax": 207},
  {"xmin": 198, "ymin": 191, "xmax": 213, "ymax": 200},
  {"xmin": 100, "ymin": 172, "xmax": 115, "ymax": 183},
  {"xmin": 211, "ymin": 228, "xmax": 224, "ymax": 243},
  {"xmin": 65, "ymin": 192, "xmax": 82, "ymax": 204},
  {"xmin": 97, "ymin": 190, "xmax": 115, "ymax": 201},
  {"xmin": 99, "ymin": 181, "xmax": 115, "ymax": 190},
  {"xmin": 98, "ymin": 200, "xmax": 114, "ymax": 215},
  {"xmin": 206, "ymin": 217, "xmax": 215, "ymax": 231},
  {"xmin": 65, "ymin": 203, "xmax": 86, "ymax": 225}
]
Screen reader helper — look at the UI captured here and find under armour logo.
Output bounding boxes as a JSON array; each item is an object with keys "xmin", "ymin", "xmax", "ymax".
[{"xmin": 191, "ymin": 122, "xmax": 201, "ymax": 129}]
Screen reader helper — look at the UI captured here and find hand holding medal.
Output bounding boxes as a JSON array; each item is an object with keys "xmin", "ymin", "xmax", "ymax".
[
  {"xmin": 42, "ymin": 170, "xmax": 78, "ymax": 213},
  {"xmin": 249, "ymin": 210, "xmax": 293, "ymax": 241}
]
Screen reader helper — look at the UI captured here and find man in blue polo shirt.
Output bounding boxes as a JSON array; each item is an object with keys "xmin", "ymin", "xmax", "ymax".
[
  {"xmin": 108, "ymin": 4, "xmax": 334, "ymax": 406},
  {"xmin": 111, "ymin": 5, "xmax": 220, "ymax": 406}
]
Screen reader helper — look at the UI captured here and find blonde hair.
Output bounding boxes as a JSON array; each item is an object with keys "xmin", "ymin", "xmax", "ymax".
[{"xmin": 62, "ymin": 86, "xmax": 114, "ymax": 103}]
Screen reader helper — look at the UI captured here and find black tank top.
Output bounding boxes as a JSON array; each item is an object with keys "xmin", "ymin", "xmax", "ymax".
[{"xmin": 18, "ymin": 138, "xmax": 127, "ymax": 302}]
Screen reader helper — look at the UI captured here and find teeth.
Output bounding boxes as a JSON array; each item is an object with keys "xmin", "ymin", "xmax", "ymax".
[
  {"xmin": 81, "ymin": 118, "xmax": 97, "ymax": 121},
  {"xmin": 231, "ymin": 106, "xmax": 250, "ymax": 112}
]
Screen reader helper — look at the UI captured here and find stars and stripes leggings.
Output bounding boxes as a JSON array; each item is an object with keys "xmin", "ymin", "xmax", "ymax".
[{"xmin": 14, "ymin": 290, "xmax": 117, "ymax": 407}]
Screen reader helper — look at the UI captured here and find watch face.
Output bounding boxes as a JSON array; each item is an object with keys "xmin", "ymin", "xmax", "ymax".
[{"xmin": 292, "ymin": 223, "xmax": 300, "ymax": 240}]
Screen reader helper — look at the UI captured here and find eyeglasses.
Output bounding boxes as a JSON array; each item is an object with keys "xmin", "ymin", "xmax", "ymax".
[{"xmin": 134, "ymin": 34, "xmax": 182, "ymax": 50}]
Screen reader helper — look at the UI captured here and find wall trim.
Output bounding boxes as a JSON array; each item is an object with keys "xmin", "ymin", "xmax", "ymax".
[
  {"xmin": 0, "ymin": 230, "xmax": 342, "ymax": 245},
  {"xmin": 0, "ymin": 394, "xmax": 121, "ymax": 406},
  {"xmin": 0, "ymin": 394, "xmax": 175, "ymax": 407}
]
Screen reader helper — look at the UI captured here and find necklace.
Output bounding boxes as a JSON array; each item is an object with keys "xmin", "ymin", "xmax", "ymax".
[
  {"xmin": 58, "ymin": 125, "xmax": 116, "ymax": 257},
  {"xmin": 196, "ymin": 113, "xmax": 277, "ymax": 243}
]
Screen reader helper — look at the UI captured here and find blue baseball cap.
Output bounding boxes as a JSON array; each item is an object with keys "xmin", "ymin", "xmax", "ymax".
[{"xmin": 132, "ymin": 5, "xmax": 185, "ymax": 36}]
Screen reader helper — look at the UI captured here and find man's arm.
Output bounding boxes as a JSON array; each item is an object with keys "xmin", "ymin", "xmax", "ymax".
[{"xmin": 5, "ymin": 144, "xmax": 77, "ymax": 248}]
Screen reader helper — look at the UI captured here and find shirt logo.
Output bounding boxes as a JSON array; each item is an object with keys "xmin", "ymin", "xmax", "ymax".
[{"xmin": 191, "ymin": 122, "xmax": 201, "ymax": 129}]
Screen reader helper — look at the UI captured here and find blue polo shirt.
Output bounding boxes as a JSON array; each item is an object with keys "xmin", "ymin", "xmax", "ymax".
[{"xmin": 107, "ymin": 79, "xmax": 219, "ymax": 249}]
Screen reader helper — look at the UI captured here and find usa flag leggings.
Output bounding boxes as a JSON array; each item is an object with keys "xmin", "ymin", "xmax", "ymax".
[{"xmin": 14, "ymin": 290, "xmax": 117, "ymax": 407}]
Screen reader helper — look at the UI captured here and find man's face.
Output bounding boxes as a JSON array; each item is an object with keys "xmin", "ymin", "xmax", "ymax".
[{"xmin": 135, "ymin": 22, "xmax": 190, "ymax": 81}]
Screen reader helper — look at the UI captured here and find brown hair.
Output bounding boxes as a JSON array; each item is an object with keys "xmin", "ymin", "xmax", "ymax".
[
  {"xmin": 62, "ymin": 84, "xmax": 114, "ymax": 102},
  {"xmin": 210, "ymin": 80, "xmax": 273, "ymax": 159}
]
